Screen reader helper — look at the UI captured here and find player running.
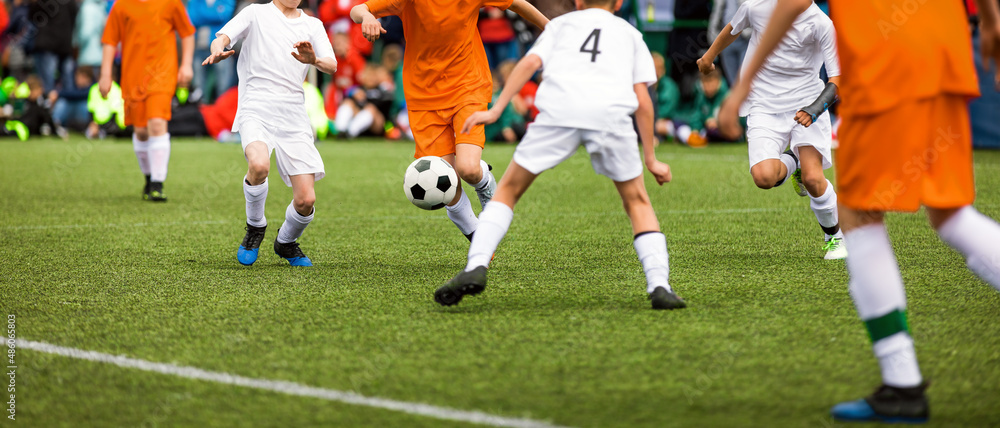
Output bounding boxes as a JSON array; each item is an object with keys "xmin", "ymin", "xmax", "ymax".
[
  {"xmin": 100, "ymin": 0, "xmax": 195, "ymax": 202},
  {"xmin": 718, "ymin": 0, "xmax": 1000, "ymax": 422},
  {"xmin": 351, "ymin": 0, "xmax": 548, "ymax": 242},
  {"xmin": 698, "ymin": 0, "xmax": 846, "ymax": 260},
  {"xmin": 434, "ymin": 0, "xmax": 685, "ymax": 310},
  {"xmin": 204, "ymin": 0, "xmax": 338, "ymax": 267}
]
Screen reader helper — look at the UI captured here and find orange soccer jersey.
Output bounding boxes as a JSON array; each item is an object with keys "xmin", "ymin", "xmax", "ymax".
[
  {"xmin": 364, "ymin": 0, "xmax": 512, "ymax": 156},
  {"xmin": 830, "ymin": 0, "xmax": 980, "ymax": 211},
  {"xmin": 102, "ymin": 0, "xmax": 194, "ymax": 108}
]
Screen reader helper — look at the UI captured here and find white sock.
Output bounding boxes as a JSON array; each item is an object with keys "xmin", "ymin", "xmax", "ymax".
[
  {"xmin": 633, "ymin": 232, "xmax": 671, "ymax": 293},
  {"xmin": 133, "ymin": 134, "xmax": 150, "ymax": 176},
  {"xmin": 244, "ymin": 177, "xmax": 268, "ymax": 228},
  {"xmin": 474, "ymin": 160, "xmax": 493, "ymax": 191},
  {"xmin": 147, "ymin": 133, "xmax": 171, "ymax": 182},
  {"xmin": 676, "ymin": 124, "xmax": 692, "ymax": 143},
  {"xmin": 347, "ymin": 109, "xmax": 374, "ymax": 137},
  {"xmin": 937, "ymin": 206, "xmax": 1000, "ymax": 291},
  {"xmin": 466, "ymin": 201, "xmax": 513, "ymax": 270},
  {"xmin": 276, "ymin": 202, "xmax": 313, "ymax": 244},
  {"xmin": 845, "ymin": 223, "xmax": 922, "ymax": 388},
  {"xmin": 335, "ymin": 104, "xmax": 355, "ymax": 134},
  {"xmin": 874, "ymin": 332, "xmax": 923, "ymax": 388},
  {"xmin": 778, "ymin": 152, "xmax": 796, "ymax": 187},
  {"xmin": 809, "ymin": 179, "xmax": 842, "ymax": 238},
  {"xmin": 446, "ymin": 191, "xmax": 479, "ymax": 236}
]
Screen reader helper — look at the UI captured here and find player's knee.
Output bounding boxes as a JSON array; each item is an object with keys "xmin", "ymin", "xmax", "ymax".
[
  {"xmin": 802, "ymin": 172, "xmax": 827, "ymax": 195},
  {"xmin": 751, "ymin": 173, "xmax": 775, "ymax": 189},
  {"xmin": 247, "ymin": 158, "xmax": 270, "ymax": 178},
  {"xmin": 294, "ymin": 195, "xmax": 315, "ymax": 213},
  {"xmin": 147, "ymin": 119, "xmax": 168, "ymax": 135},
  {"xmin": 135, "ymin": 129, "xmax": 150, "ymax": 141},
  {"xmin": 455, "ymin": 158, "xmax": 483, "ymax": 183}
]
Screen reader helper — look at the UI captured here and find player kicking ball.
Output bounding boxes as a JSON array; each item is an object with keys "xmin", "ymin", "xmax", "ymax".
[
  {"xmin": 203, "ymin": 0, "xmax": 337, "ymax": 266},
  {"xmin": 434, "ymin": 0, "xmax": 685, "ymax": 310},
  {"xmin": 697, "ymin": 0, "xmax": 846, "ymax": 260}
]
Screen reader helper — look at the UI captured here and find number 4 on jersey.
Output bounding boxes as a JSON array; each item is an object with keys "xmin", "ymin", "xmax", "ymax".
[{"xmin": 580, "ymin": 29, "xmax": 601, "ymax": 62}]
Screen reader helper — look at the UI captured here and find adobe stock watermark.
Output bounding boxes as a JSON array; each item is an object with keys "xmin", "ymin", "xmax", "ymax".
[
  {"xmin": 869, "ymin": 126, "xmax": 961, "ymax": 211},
  {"xmin": 877, "ymin": 0, "xmax": 929, "ymax": 40},
  {"xmin": 6, "ymin": 315, "xmax": 15, "ymax": 421}
]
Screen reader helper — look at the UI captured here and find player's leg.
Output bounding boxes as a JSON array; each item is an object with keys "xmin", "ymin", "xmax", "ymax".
[
  {"xmin": 454, "ymin": 103, "xmax": 497, "ymax": 210},
  {"xmin": 748, "ymin": 159, "xmax": 791, "ymax": 189},
  {"xmin": 831, "ymin": 206, "xmax": 928, "ymax": 423},
  {"xmin": 798, "ymin": 146, "xmax": 845, "ymax": 259},
  {"xmin": 335, "ymin": 99, "xmax": 361, "ymax": 137},
  {"xmin": 346, "ymin": 103, "xmax": 379, "ymax": 138},
  {"xmin": 125, "ymin": 97, "xmax": 152, "ymax": 200},
  {"xmin": 746, "ymin": 113, "xmax": 795, "ymax": 190},
  {"xmin": 237, "ymin": 139, "xmax": 271, "ymax": 266},
  {"xmin": 145, "ymin": 94, "xmax": 174, "ymax": 201},
  {"xmin": 613, "ymin": 176, "xmax": 685, "ymax": 310},
  {"xmin": 929, "ymin": 206, "xmax": 1000, "ymax": 291},
  {"xmin": 273, "ymin": 174, "xmax": 316, "ymax": 267}
]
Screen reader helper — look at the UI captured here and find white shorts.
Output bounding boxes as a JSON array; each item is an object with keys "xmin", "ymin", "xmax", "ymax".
[
  {"xmin": 746, "ymin": 110, "xmax": 833, "ymax": 170},
  {"xmin": 239, "ymin": 118, "xmax": 325, "ymax": 187},
  {"xmin": 513, "ymin": 124, "xmax": 643, "ymax": 182}
]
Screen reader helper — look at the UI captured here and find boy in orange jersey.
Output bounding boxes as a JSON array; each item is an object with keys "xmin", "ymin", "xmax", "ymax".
[
  {"xmin": 718, "ymin": 0, "xmax": 1000, "ymax": 423},
  {"xmin": 350, "ymin": 0, "xmax": 548, "ymax": 241},
  {"xmin": 100, "ymin": 0, "xmax": 195, "ymax": 202}
]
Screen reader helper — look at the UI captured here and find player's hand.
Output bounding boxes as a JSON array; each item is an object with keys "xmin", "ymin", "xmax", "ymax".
[
  {"xmin": 98, "ymin": 75, "xmax": 112, "ymax": 99},
  {"xmin": 718, "ymin": 81, "xmax": 749, "ymax": 140},
  {"xmin": 705, "ymin": 117, "xmax": 718, "ymax": 131},
  {"xmin": 646, "ymin": 160, "xmax": 672, "ymax": 185},
  {"xmin": 980, "ymin": 22, "xmax": 1000, "ymax": 90},
  {"xmin": 461, "ymin": 109, "xmax": 501, "ymax": 134},
  {"xmin": 177, "ymin": 65, "xmax": 194, "ymax": 88},
  {"xmin": 794, "ymin": 110, "xmax": 814, "ymax": 127},
  {"xmin": 292, "ymin": 41, "xmax": 317, "ymax": 65},
  {"xmin": 202, "ymin": 50, "xmax": 235, "ymax": 65},
  {"xmin": 361, "ymin": 16, "xmax": 387, "ymax": 42},
  {"xmin": 696, "ymin": 56, "xmax": 716, "ymax": 75}
]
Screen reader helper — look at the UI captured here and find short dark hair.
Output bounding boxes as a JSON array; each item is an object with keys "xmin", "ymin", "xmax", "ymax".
[{"xmin": 582, "ymin": 0, "xmax": 616, "ymax": 7}]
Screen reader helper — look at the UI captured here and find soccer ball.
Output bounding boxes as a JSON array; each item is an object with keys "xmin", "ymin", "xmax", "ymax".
[{"xmin": 403, "ymin": 156, "xmax": 459, "ymax": 210}]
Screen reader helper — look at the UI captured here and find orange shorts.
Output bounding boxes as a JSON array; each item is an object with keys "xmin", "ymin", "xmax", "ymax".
[
  {"xmin": 408, "ymin": 103, "xmax": 487, "ymax": 158},
  {"xmin": 124, "ymin": 93, "xmax": 173, "ymax": 127},
  {"xmin": 836, "ymin": 95, "xmax": 975, "ymax": 212}
]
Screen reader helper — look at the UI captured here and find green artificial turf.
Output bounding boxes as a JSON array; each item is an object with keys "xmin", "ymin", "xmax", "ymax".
[{"xmin": 2, "ymin": 136, "xmax": 999, "ymax": 427}]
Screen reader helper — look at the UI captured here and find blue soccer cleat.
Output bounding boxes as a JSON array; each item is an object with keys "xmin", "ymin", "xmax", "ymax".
[
  {"xmin": 237, "ymin": 223, "xmax": 267, "ymax": 266},
  {"xmin": 273, "ymin": 233, "xmax": 313, "ymax": 267},
  {"xmin": 832, "ymin": 383, "xmax": 929, "ymax": 424}
]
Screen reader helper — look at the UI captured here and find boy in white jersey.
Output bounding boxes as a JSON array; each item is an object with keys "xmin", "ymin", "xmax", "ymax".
[
  {"xmin": 434, "ymin": 0, "xmax": 685, "ymax": 310},
  {"xmin": 697, "ymin": 0, "xmax": 846, "ymax": 260},
  {"xmin": 203, "ymin": 0, "xmax": 337, "ymax": 266}
]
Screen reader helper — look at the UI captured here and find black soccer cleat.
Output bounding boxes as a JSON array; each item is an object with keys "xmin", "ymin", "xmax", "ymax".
[
  {"xmin": 147, "ymin": 181, "xmax": 167, "ymax": 202},
  {"xmin": 434, "ymin": 266, "xmax": 487, "ymax": 306},
  {"xmin": 831, "ymin": 382, "xmax": 929, "ymax": 423},
  {"xmin": 273, "ymin": 233, "xmax": 313, "ymax": 266},
  {"xmin": 142, "ymin": 175, "xmax": 152, "ymax": 200},
  {"xmin": 649, "ymin": 286, "xmax": 687, "ymax": 310},
  {"xmin": 237, "ymin": 223, "xmax": 267, "ymax": 266}
]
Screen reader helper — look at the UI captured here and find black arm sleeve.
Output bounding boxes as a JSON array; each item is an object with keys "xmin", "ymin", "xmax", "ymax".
[{"xmin": 800, "ymin": 82, "xmax": 838, "ymax": 121}]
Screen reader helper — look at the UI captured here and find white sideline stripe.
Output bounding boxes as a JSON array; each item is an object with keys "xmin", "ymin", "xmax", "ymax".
[
  {"xmin": 3, "ymin": 207, "xmax": 789, "ymax": 231},
  {"xmin": 17, "ymin": 339, "xmax": 568, "ymax": 428}
]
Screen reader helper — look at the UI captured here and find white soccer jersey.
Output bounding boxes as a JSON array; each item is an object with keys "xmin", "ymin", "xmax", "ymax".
[
  {"xmin": 527, "ymin": 8, "xmax": 657, "ymax": 132},
  {"xmin": 730, "ymin": 0, "xmax": 839, "ymax": 116},
  {"xmin": 218, "ymin": 2, "xmax": 336, "ymax": 129}
]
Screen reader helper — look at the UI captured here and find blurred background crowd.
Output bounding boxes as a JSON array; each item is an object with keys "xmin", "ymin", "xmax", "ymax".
[{"xmin": 0, "ymin": 0, "xmax": 997, "ymax": 148}]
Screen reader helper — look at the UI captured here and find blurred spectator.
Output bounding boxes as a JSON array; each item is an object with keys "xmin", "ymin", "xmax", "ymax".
[
  {"xmin": 334, "ymin": 64, "xmax": 393, "ymax": 138},
  {"xmin": 189, "ymin": 0, "xmax": 236, "ymax": 103},
  {"xmin": 479, "ymin": 7, "xmax": 519, "ymax": 69},
  {"xmin": 17, "ymin": 75, "xmax": 61, "ymax": 137},
  {"xmin": 75, "ymin": 0, "xmax": 107, "ymax": 70},
  {"xmin": 484, "ymin": 69, "xmax": 524, "ymax": 143},
  {"xmin": 3, "ymin": 0, "xmax": 32, "ymax": 79},
  {"xmin": 498, "ymin": 59, "xmax": 537, "ymax": 123},
  {"xmin": 708, "ymin": 0, "xmax": 751, "ymax": 87},
  {"xmin": 652, "ymin": 52, "xmax": 681, "ymax": 143},
  {"xmin": 0, "ymin": 1, "xmax": 8, "ymax": 40},
  {"xmin": 52, "ymin": 66, "xmax": 94, "ymax": 131},
  {"xmin": 27, "ymin": 0, "xmax": 78, "ymax": 94},
  {"xmin": 670, "ymin": 69, "xmax": 729, "ymax": 147},
  {"xmin": 318, "ymin": 0, "xmax": 371, "ymax": 57},
  {"xmin": 379, "ymin": 43, "xmax": 404, "ymax": 117},
  {"xmin": 197, "ymin": 86, "xmax": 239, "ymax": 141},
  {"xmin": 325, "ymin": 31, "xmax": 366, "ymax": 115}
]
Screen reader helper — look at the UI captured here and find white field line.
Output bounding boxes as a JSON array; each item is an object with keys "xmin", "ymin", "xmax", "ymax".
[
  {"xmin": 3, "ymin": 207, "xmax": 791, "ymax": 231},
  {"xmin": 18, "ymin": 339, "xmax": 569, "ymax": 428}
]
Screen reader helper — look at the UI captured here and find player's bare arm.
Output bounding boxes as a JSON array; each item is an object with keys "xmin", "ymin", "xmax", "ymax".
[
  {"xmin": 509, "ymin": 0, "xmax": 549, "ymax": 30},
  {"xmin": 718, "ymin": 0, "xmax": 812, "ymax": 139},
  {"xmin": 462, "ymin": 54, "xmax": 543, "ymax": 134},
  {"xmin": 292, "ymin": 41, "xmax": 338, "ymax": 74},
  {"xmin": 634, "ymin": 83, "xmax": 671, "ymax": 185},
  {"xmin": 202, "ymin": 35, "xmax": 235, "ymax": 65},
  {"xmin": 795, "ymin": 75, "xmax": 840, "ymax": 127},
  {"xmin": 975, "ymin": 0, "xmax": 1000, "ymax": 87},
  {"xmin": 178, "ymin": 34, "xmax": 195, "ymax": 88},
  {"xmin": 698, "ymin": 23, "xmax": 739, "ymax": 75},
  {"xmin": 98, "ymin": 44, "xmax": 116, "ymax": 99},
  {"xmin": 351, "ymin": 4, "xmax": 386, "ymax": 42}
]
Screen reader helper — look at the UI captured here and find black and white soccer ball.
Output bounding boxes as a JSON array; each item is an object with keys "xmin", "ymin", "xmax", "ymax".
[{"xmin": 403, "ymin": 156, "xmax": 459, "ymax": 210}]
